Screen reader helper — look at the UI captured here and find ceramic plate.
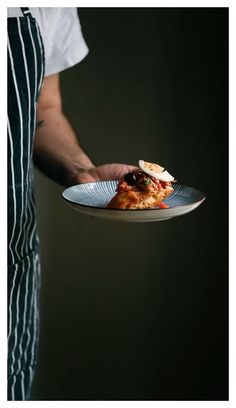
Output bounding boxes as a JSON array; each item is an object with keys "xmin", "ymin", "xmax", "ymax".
[{"xmin": 62, "ymin": 181, "xmax": 205, "ymax": 223}]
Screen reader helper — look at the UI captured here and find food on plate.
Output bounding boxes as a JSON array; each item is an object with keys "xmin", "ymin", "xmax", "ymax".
[{"xmin": 107, "ymin": 160, "xmax": 175, "ymax": 209}]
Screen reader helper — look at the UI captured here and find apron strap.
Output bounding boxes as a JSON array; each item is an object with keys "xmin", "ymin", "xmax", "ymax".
[{"xmin": 20, "ymin": 7, "xmax": 32, "ymax": 17}]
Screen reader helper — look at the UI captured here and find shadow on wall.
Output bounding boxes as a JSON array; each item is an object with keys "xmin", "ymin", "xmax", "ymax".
[{"xmin": 32, "ymin": 8, "xmax": 228, "ymax": 401}]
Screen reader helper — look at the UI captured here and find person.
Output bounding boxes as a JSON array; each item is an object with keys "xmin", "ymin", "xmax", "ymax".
[{"xmin": 7, "ymin": 7, "xmax": 135, "ymax": 400}]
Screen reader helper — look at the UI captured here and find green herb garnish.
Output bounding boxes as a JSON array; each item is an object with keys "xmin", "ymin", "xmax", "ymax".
[{"xmin": 144, "ymin": 179, "xmax": 151, "ymax": 185}]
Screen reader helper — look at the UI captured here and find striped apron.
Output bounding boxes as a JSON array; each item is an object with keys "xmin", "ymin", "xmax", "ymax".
[{"xmin": 8, "ymin": 8, "xmax": 44, "ymax": 400}]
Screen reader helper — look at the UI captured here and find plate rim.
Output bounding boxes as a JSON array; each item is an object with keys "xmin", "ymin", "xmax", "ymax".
[{"xmin": 62, "ymin": 181, "xmax": 206, "ymax": 212}]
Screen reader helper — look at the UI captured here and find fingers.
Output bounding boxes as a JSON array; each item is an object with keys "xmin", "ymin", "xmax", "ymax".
[{"xmin": 73, "ymin": 163, "xmax": 138, "ymax": 184}]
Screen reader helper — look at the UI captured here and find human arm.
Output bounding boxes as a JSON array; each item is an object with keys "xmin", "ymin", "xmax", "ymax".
[{"xmin": 33, "ymin": 74, "xmax": 136, "ymax": 187}]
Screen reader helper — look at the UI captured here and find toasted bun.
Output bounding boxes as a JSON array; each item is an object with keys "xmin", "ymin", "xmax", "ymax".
[{"xmin": 107, "ymin": 186, "xmax": 173, "ymax": 209}]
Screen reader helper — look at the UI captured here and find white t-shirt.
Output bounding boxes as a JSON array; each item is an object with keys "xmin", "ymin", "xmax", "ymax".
[{"xmin": 7, "ymin": 7, "xmax": 89, "ymax": 76}]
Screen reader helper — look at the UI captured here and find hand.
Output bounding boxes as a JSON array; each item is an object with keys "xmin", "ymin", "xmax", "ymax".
[{"xmin": 74, "ymin": 163, "xmax": 138, "ymax": 184}]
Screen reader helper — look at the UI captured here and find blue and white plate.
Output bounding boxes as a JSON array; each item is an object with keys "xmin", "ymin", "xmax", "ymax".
[{"xmin": 62, "ymin": 181, "xmax": 205, "ymax": 222}]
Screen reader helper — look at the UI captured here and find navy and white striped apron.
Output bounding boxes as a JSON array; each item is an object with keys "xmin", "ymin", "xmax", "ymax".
[{"xmin": 8, "ymin": 7, "xmax": 44, "ymax": 400}]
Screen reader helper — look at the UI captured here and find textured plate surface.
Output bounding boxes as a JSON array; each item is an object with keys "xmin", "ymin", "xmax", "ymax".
[{"xmin": 62, "ymin": 181, "xmax": 205, "ymax": 222}]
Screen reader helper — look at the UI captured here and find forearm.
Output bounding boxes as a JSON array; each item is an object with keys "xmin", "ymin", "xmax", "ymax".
[
  {"xmin": 33, "ymin": 74, "xmax": 136, "ymax": 186},
  {"xmin": 33, "ymin": 108, "xmax": 95, "ymax": 187}
]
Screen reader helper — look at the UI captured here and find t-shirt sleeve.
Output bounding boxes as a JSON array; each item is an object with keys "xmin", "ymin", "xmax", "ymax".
[{"xmin": 39, "ymin": 8, "xmax": 89, "ymax": 76}]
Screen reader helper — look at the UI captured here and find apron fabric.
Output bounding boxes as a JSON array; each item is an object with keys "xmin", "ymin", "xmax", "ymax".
[{"xmin": 8, "ymin": 7, "xmax": 45, "ymax": 400}]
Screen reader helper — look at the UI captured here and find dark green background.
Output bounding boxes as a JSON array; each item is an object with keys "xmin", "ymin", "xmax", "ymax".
[{"xmin": 32, "ymin": 8, "xmax": 228, "ymax": 400}]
